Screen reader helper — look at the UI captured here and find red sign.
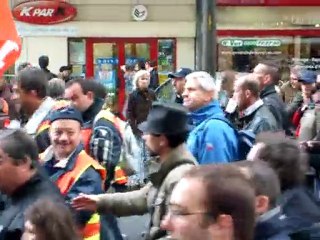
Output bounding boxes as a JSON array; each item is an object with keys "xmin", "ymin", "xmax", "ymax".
[
  {"xmin": 0, "ymin": 0, "xmax": 21, "ymax": 77},
  {"xmin": 12, "ymin": 0, "xmax": 77, "ymax": 25}
]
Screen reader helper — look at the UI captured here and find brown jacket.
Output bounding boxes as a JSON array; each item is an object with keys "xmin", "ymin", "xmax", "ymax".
[{"xmin": 94, "ymin": 144, "xmax": 197, "ymax": 240}]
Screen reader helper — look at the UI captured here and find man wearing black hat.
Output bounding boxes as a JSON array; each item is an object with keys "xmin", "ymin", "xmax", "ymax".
[
  {"xmin": 40, "ymin": 107, "xmax": 106, "ymax": 240},
  {"xmin": 59, "ymin": 65, "xmax": 72, "ymax": 83},
  {"xmin": 168, "ymin": 68, "xmax": 192, "ymax": 104},
  {"xmin": 72, "ymin": 102, "xmax": 197, "ymax": 240}
]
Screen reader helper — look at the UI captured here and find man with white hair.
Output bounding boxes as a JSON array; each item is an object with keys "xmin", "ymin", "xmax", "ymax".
[{"xmin": 183, "ymin": 71, "xmax": 239, "ymax": 164}]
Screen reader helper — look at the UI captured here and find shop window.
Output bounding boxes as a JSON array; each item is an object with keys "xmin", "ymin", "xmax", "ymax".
[
  {"xmin": 158, "ymin": 39, "xmax": 176, "ymax": 84},
  {"xmin": 3, "ymin": 65, "xmax": 15, "ymax": 83},
  {"xmin": 218, "ymin": 37, "xmax": 294, "ymax": 82},
  {"xmin": 297, "ymin": 38, "xmax": 320, "ymax": 73},
  {"xmin": 68, "ymin": 38, "xmax": 86, "ymax": 78}
]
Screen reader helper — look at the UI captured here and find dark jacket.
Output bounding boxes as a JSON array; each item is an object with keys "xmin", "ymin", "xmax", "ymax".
[
  {"xmin": 0, "ymin": 171, "xmax": 64, "ymax": 240},
  {"xmin": 127, "ymin": 89, "xmax": 156, "ymax": 136},
  {"xmin": 280, "ymin": 187, "xmax": 320, "ymax": 231},
  {"xmin": 82, "ymin": 98, "xmax": 122, "ymax": 190},
  {"xmin": 254, "ymin": 207, "xmax": 291, "ymax": 240},
  {"xmin": 43, "ymin": 144, "xmax": 104, "ymax": 227},
  {"xmin": 41, "ymin": 68, "xmax": 57, "ymax": 81},
  {"xmin": 149, "ymin": 69, "xmax": 159, "ymax": 91},
  {"xmin": 260, "ymin": 85, "xmax": 287, "ymax": 130},
  {"xmin": 241, "ymin": 100, "xmax": 279, "ymax": 134}
]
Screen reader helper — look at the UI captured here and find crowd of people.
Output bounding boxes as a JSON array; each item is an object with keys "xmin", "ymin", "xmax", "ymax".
[{"xmin": 0, "ymin": 55, "xmax": 319, "ymax": 240}]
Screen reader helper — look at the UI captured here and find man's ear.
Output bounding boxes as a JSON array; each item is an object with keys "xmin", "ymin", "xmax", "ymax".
[
  {"xmin": 87, "ymin": 91, "xmax": 94, "ymax": 101},
  {"xmin": 30, "ymin": 90, "xmax": 38, "ymax": 98},
  {"xmin": 255, "ymin": 195, "xmax": 270, "ymax": 215}
]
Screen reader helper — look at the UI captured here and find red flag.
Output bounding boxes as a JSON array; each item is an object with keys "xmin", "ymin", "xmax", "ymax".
[{"xmin": 0, "ymin": 0, "xmax": 22, "ymax": 77}]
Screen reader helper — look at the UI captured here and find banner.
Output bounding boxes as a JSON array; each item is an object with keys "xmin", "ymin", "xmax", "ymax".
[{"xmin": 0, "ymin": 0, "xmax": 22, "ymax": 76}]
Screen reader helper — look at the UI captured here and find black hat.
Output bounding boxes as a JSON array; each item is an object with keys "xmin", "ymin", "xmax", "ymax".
[
  {"xmin": 59, "ymin": 65, "xmax": 72, "ymax": 72},
  {"xmin": 168, "ymin": 68, "xmax": 192, "ymax": 78},
  {"xmin": 50, "ymin": 107, "xmax": 83, "ymax": 126},
  {"xmin": 138, "ymin": 102, "xmax": 190, "ymax": 135}
]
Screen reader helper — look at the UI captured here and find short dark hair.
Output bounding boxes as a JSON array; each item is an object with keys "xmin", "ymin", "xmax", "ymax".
[
  {"xmin": 66, "ymin": 78, "xmax": 107, "ymax": 99},
  {"xmin": 259, "ymin": 61, "xmax": 280, "ymax": 85},
  {"xmin": 25, "ymin": 198, "xmax": 81, "ymax": 240},
  {"xmin": 233, "ymin": 161, "xmax": 281, "ymax": 208},
  {"xmin": 184, "ymin": 164, "xmax": 255, "ymax": 240},
  {"xmin": 0, "ymin": 129, "xmax": 38, "ymax": 167},
  {"xmin": 254, "ymin": 132, "xmax": 307, "ymax": 191},
  {"xmin": 38, "ymin": 55, "xmax": 49, "ymax": 69},
  {"xmin": 239, "ymin": 74, "xmax": 260, "ymax": 98},
  {"xmin": 17, "ymin": 67, "xmax": 48, "ymax": 99},
  {"xmin": 165, "ymin": 131, "xmax": 188, "ymax": 148},
  {"xmin": 146, "ymin": 60, "xmax": 157, "ymax": 68}
]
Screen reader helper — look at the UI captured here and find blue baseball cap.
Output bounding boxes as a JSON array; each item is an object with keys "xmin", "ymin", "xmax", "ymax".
[
  {"xmin": 168, "ymin": 68, "xmax": 192, "ymax": 78},
  {"xmin": 298, "ymin": 70, "xmax": 316, "ymax": 84},
  {"xmin": 50, "ymin": 107, "xmax": 83, "ymax": 126}
]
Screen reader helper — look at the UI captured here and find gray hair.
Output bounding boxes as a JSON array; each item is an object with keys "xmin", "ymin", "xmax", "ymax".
[
  {"xmin": 48, "ymin": 78, "xmax": 65, "ymax": 99},
  {"xmin": 185, "ymin": 71, "xmax": 217, "ymax": 98},
  {"xmin": 133, "ymin": 70, "xmax": 150, "ymax": 90}
]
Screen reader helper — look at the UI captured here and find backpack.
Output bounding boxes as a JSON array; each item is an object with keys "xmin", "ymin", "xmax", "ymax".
[{"xmin": 203, "ymin": 114, "xmax": 256, "ymax": 161}]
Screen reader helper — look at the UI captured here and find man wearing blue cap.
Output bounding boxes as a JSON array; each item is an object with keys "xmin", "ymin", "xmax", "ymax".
[
  {"xmin": 168, "ymin": 68, "xmax": 192, "ymax": 104},
  {"xmin": 39, "ymin": 107, "xmax": 106, "ymax": 240},
  {"xmin": 293, "ymin": 69, "xmax": 318, "ymax": 141}
]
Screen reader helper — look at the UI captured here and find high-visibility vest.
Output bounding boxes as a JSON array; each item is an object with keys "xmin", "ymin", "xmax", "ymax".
[
  {"xmin": 45, "ymin": 150, "xmax": 106, "ymax": 240},
  {"xmin": 81, "ymin": 109, "xmax": 128, "ymax": 185}
]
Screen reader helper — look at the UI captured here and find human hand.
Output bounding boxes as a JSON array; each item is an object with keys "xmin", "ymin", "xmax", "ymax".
[{"xmin": 71, "ymin": 193, "xmax": 98, "ymax": 212}]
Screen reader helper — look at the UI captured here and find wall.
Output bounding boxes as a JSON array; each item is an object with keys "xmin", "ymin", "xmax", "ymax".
[{"xmin": 17, "ymin": 37, "xmax": 68, "ymax": 74}]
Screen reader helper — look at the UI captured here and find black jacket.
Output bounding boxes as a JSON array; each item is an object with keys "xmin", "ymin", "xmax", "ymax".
[
  {"xmin": 0, "ymin": 171, "xmax": 64, "ymax": 240},
  {"xmin": 241, "ymin": 102, "xmax": 279, "ymax": 134},
  {"xmin": 260, "ymin": 85, "xmax": 287, "ymax": 130},
  {"xmin": 149, "ymin": 69, "xmax": 159, "ymax": 91}
]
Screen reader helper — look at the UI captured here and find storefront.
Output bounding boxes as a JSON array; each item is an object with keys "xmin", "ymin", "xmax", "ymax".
[
  {"xmin": 11, "ymin": 0, "xmax": 195, "ymax": 112},
  {"xmin": 216, "ymin": 0, "xmax": 320, "ymax": 81}
]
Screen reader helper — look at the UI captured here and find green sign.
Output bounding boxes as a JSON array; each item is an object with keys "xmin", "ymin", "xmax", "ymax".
[{"xmin": 221, "ymin": 39, "xmax": 282, "ymax": 48}]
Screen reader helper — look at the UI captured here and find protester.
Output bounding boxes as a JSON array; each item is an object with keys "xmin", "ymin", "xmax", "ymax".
[
  {"xmin": 15, "ymin": 67, "xmax": 56, "ymax": 152},
  {"xmin": 248, "ymin": 132, "xmax": 320, "ymax": 237},
  {"xmin": 253, "ymin": 62, "xmax": 287, "ymax": 130},
  {"xmin": 48, "ymin": 78, "xmax": 65, "ymax": 99},
  {"xmin": 38, "ymin": 55, "xmax": 57, "ymax": 81},
  {"xmin": 22, "ymin": 198, "xmax": 81, "ymax": 240},
  {"xmin": 145, "ymin": 60, "xmax": 159, "ymax": 90},
  {"xmin": 219, "ymin": 70, "xmax": 236, "ymax": 109},
  {"xmin": 280, "ymin": 65, "xmax": 301, "ymax": 104},
  {"xmin": 0, "ymin": 129, "xmax": 63, "ymax": 240},
  {"xmin": 233, "ymin": 74, "xmax": 279, "ymax": 134},
  {"xmin": 59, "ymin": 65, "xmax": 72, "ymax": 83},
  {"xmin": 168, "ymin": 68, "xmax": 192, "ymax": 104},
  {"xmin": 40, "ymin": 107, "xmax": 105, "ymax": 240},
  {"xmin": 72, "ymin": 102, "xmax": 197, "ymax": 240},
  {"xmin": 184, "ymin": 71, "xmax": 238, "ymax": 164},
  {"xmin": 161, "ymin": 164, "xmax": 256, "ymax": 240},
  {"xmin": 64, "ymin": 79, "xmax": 124, "ymax": 240}
]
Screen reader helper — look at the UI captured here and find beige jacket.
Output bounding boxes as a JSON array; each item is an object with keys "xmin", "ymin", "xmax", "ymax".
[{"xmin": 94, "ymin": 144, "xmax": 197, "ymax": 240}]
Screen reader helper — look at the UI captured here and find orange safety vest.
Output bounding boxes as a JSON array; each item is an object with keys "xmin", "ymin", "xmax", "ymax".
[
  {"xmin": 50, "ymin": 150, "xmax": 106, "ymax": 240},
  {"xmin": 81, "ymin": 110, "xmax": 128, "ymax": 185}
]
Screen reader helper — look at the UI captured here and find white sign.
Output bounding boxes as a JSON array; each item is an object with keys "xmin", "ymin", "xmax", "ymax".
[
  {"xmin": 132, "ymin": 5, "xmax": 148, "ymax": 21},
  {"xmin": 15, "ymin": 22, "xmax": 78, "ymax": 37}
]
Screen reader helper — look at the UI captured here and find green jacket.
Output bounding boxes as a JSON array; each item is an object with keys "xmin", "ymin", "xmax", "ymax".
[{"xmin": 95, "ymin": 144, "xmax": 197, "ymax": 240}]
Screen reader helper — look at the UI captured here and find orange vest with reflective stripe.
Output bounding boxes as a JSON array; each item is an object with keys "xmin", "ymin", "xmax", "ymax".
[
  {"xmin": 54, "ymin": 150, "xmax": 106, "ymax": 240},
  {"xmin": 81, "ymin": 110, "xmax": 128, "ymax": 185}
]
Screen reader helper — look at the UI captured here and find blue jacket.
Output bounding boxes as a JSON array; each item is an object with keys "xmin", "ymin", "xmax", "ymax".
[
  {"xmin": 187, "ymin": 100, "xmax": 239, "ymax": 164},
  {"xmin": 44, "ymin": 145, "xmax": 103, "ymax": 228}
]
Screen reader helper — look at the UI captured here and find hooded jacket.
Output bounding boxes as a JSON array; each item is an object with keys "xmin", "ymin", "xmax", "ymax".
[{"xmin": 187, "ymin": 100, "xmax": 238, "ymax": 164}]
